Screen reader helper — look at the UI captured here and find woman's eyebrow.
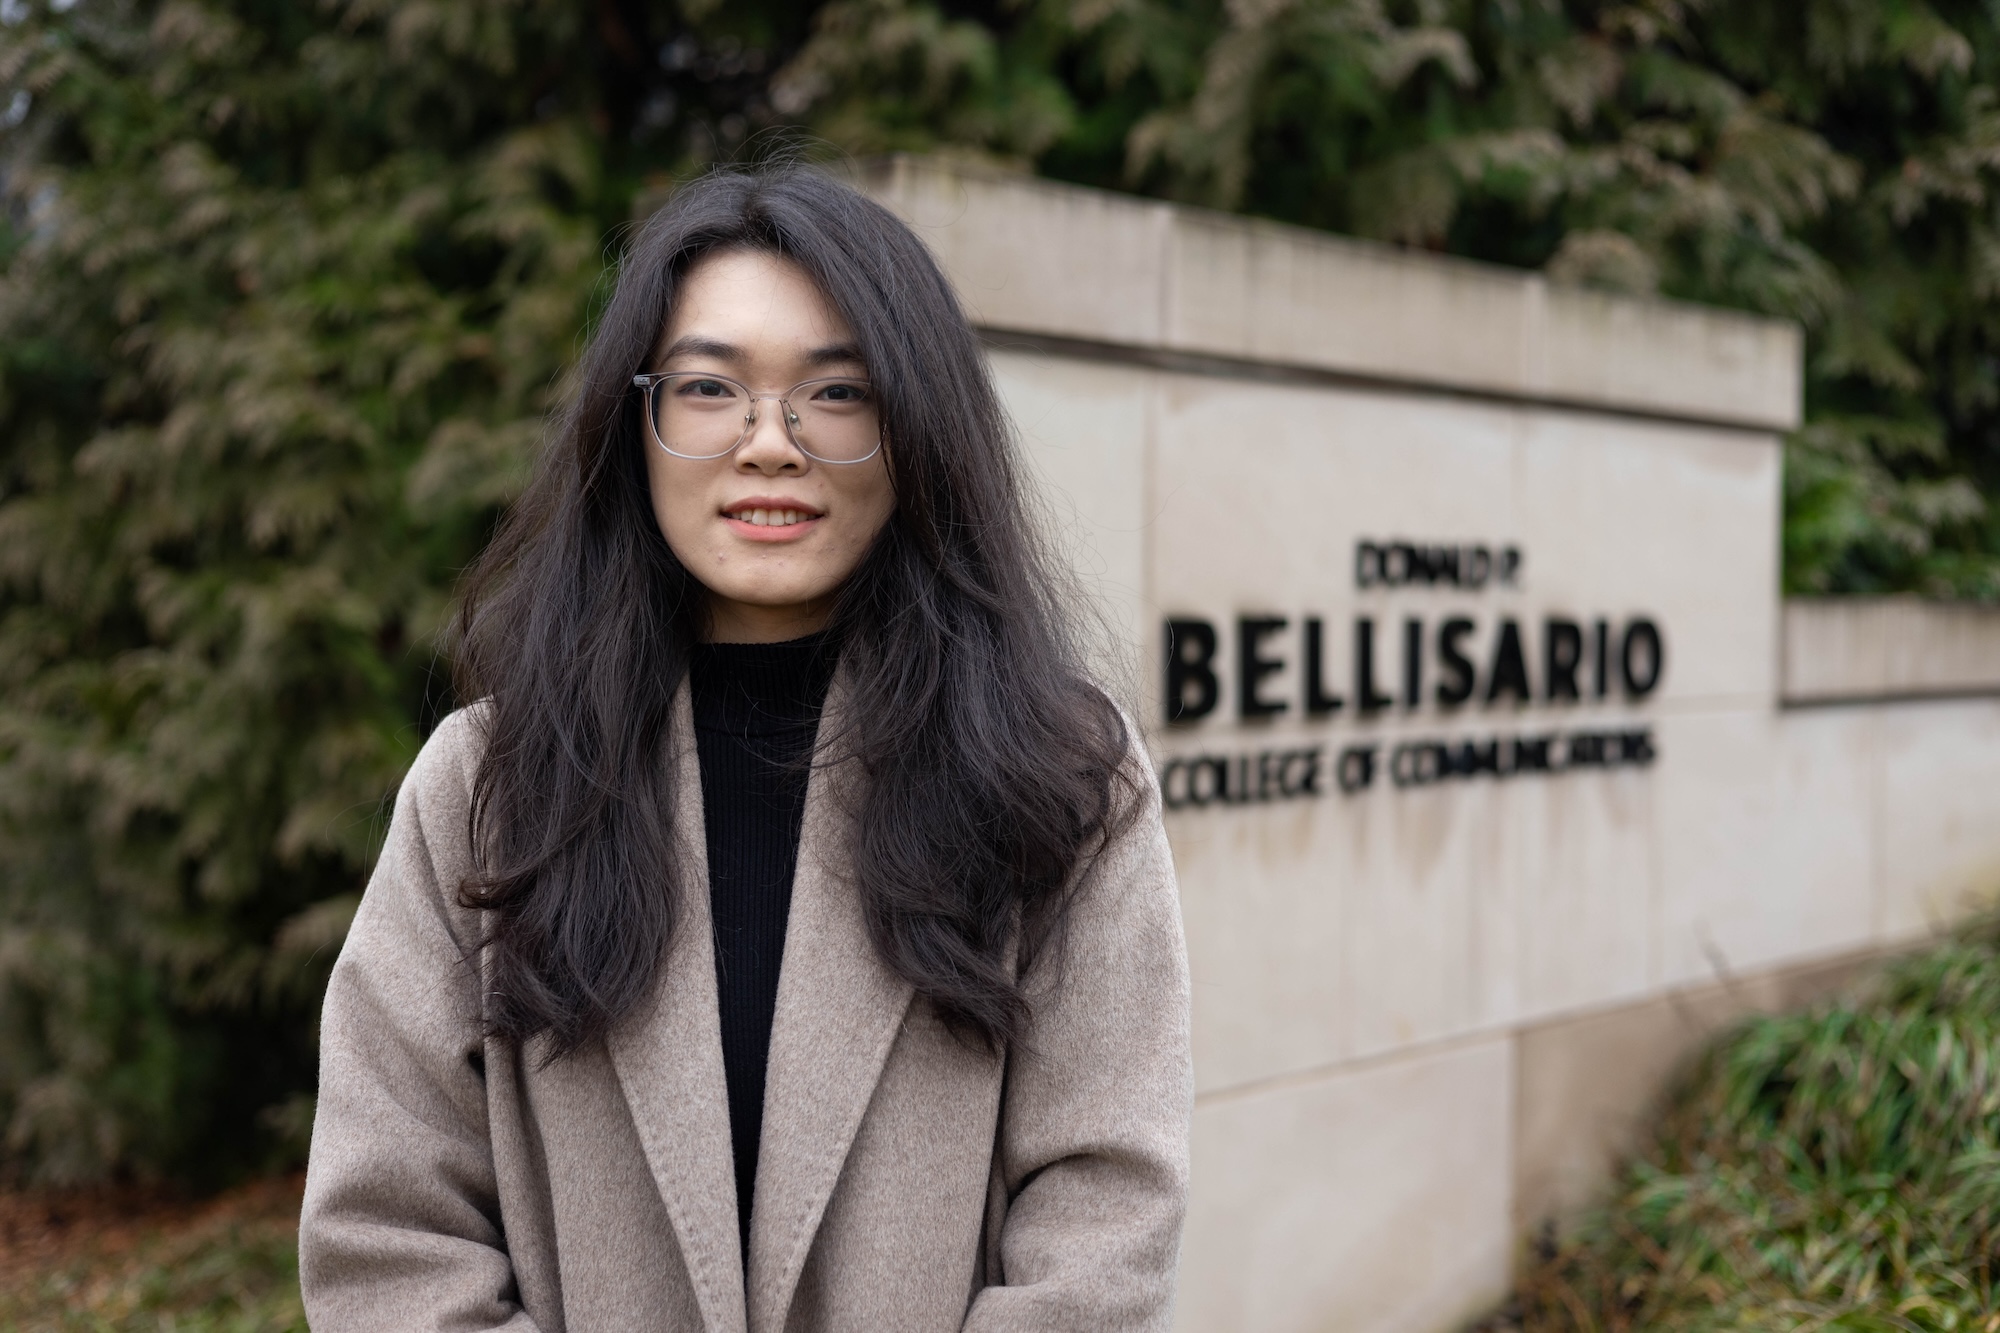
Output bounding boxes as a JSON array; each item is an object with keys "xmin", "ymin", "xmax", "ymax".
[
  {"xmin": 658, "ymin": 334, "xmax": 744, "ymax": 363},
  {"xmin": 806, "ymin": 342, "xmax": 866, "ymax": 367},
  {"xmin": 655, "ymin": 337, "xmax": 864, "ymax": 368}
]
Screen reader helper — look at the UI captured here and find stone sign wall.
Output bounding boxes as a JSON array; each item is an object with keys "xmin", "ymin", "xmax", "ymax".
[{"xmin": 861, "ymin": 157, "xmax": 2000, "ymax": 1333}]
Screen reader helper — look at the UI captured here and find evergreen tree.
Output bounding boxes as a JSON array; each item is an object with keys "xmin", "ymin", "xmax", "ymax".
[
  {"xmin": 0, "ymin": 0, "xmax": 812, "ymax": 1183},
  {"xmin": 6, "ymin": 0, "xmax": 2000, "ymax": 1184},
  {"xmin": 784, "ymin": 0, "xmax": 2000, "ymax": 596}
]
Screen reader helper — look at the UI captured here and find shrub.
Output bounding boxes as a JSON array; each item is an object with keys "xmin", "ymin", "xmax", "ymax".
[
  {"xmin": 0, "ymin": 0, "xmax": 808, "ymax": 1184},
  {"xmin": 786, "ymin": 0, "xmax": 2000, "ymax": 597},
  {"xmin": 9, "ymin": 0, "xmax": 2000, "ymax": 1187},
  {"xmin": 1514, "ymin": 914, "xmax": 2000, "ymax": 1330}
]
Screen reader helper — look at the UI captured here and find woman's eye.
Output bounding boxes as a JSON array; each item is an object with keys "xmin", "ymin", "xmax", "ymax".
[
  {"xmin": 816, "ymin": 382, "xmax": 871, "ymax": 403},
  {"xmin": 676, "ymin": 378, "xmax": 736, "ymax": 399}
]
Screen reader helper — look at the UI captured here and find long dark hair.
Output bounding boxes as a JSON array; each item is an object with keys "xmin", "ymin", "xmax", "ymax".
[{"xmin": 452, "ymin": 164, "xmax": 1133, "ymax": 1060}]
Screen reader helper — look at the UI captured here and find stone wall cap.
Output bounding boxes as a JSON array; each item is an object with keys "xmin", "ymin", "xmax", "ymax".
[
  {"xmin": 1782, "ymin": 596, "xmax": 2000, "ymax": 705},
  {"xmin": 855, "ymin": 154, "xmax": 1803, "ymax": 434}
]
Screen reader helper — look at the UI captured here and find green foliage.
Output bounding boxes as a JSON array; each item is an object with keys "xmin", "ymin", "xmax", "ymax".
[
  {"xmin": 1511, "ymin": 914, "xmax": 2000, "ymax": 1330},
  {"xmin": 0, "ymin": 0, "xmax": 815, "ymax": 1184},
  {"xmin": 783, "ymin": 0, "xmax": 2000, "ymax": 598},
  {"xmin": 7, "ymin": 0, "xmax": 2000, "ymax": 1187}
]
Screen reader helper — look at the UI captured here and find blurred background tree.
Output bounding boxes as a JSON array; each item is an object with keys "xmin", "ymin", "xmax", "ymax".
[
  {"xmin": 0, "ymin": 0, "xmax": 816, "ymax": 1184},
  {"xmin": 3, "ymin": 0, "xmax": 1999, "ymax": 1184},
  {"xmin": 784, "ymin": 0, "xmax": 2000, "ymax": 598}
]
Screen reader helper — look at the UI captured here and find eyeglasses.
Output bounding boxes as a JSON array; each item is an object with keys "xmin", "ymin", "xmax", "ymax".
[{"xmin": 631, "ymin": 371, "xmax": 883, "ymax": 465}]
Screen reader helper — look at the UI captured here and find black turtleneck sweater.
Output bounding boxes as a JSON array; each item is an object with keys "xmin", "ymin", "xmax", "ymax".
[{"xmin": 687, "ymin": 633, "xmax": 837, "ymax": 1260}]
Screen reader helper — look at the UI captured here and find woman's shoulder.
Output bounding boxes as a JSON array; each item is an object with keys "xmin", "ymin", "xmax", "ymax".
[
  {"xmin": 1096, "ymin": 693, "xmax": 1162, "ymax": 821},
  {"xmin": 1058, "ymin": 689, "xmax": 1167, "ymax": 900},
  {"xmin": 335, "ymin": 703, "xmax": 497, "ymax": 961},
  {"xmin": 407, "ymin": 702, "xmax": 492, "ymax": 790},
  {"xmin": 324, "ymin": 706, "xmax": 496, "ymax": 1035},
  {"xmin": 386, "ymin": 702, "xmax": 493, "ymax": 856},
  {"xmin": 1038, "ymin": 688, "xmax": 1185, "ymax": 998}
]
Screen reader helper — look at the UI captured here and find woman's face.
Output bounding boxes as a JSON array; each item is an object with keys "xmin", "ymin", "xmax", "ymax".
[{"xmin": 644, "ymin": 249, "xmax": 897, "ymax": 643}]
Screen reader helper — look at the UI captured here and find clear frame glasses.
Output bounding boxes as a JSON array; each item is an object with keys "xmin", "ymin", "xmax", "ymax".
[{"xmin": 632, "ymin": 371, "xmax": 883, "ymax": 465}]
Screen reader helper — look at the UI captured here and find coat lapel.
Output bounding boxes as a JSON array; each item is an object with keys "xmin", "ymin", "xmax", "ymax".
[
  {"xmin": 747, "ymin": 677, "xmax": 916, "ymax": 1332},
  {"xmin": 606, "ymin": 686, "xmax": 748, "ymax": 1333}
]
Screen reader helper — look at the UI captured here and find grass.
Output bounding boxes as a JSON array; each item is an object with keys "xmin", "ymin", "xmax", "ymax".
[
  {"xmin": 1497, "ymin": 912, "xmax": 2000, "ymax": 1332},
  {"xmin": 0, "ymin": 1175, "xmax": 304, "ymax": 1332}
]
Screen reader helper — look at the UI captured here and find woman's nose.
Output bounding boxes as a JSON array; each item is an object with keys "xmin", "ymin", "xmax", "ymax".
[{"xmin": 733, "ymin": 399, "xmax": 808, "ymax": 473}]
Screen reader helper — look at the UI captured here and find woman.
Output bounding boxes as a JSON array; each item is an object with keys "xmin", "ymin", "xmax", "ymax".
[{"xmin": 299, "ymin": 165, "xmax": 1191, "ymax": 1332}]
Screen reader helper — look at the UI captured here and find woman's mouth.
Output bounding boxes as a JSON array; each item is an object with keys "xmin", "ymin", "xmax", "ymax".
[{"xmin": 721, "ymin": 501, "xmax": 824, "ymax": 539}]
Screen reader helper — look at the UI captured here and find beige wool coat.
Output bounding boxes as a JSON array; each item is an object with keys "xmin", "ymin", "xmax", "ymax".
[{"xmin": 298, "ymin": 693, "xmax": 1192, "ymax": 1333}]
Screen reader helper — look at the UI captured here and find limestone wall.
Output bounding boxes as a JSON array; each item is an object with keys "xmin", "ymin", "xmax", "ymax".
[{"xmin": 860, "ymin": 157, "xmax": 2000, "ymax": 1333}]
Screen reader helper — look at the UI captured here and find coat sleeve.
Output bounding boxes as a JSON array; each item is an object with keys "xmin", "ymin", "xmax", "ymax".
[
  {"xmin": 963, "ymin": 730, "xmax": 1194, "ymax": 1332},
  {"xmin": 299, "ymin": 708, "xmax": 541, "ymax": 1333}
]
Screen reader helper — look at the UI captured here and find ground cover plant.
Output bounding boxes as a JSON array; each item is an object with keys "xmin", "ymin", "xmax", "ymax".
[
  {"xmin": 0, "ymin": 1174, "xmax": 304, "ymax": 1331},
  {"xmin": 1500, "ymin": 911, "xmax": 2000, "ymax": 1331}
]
